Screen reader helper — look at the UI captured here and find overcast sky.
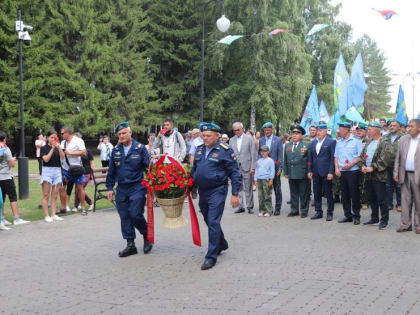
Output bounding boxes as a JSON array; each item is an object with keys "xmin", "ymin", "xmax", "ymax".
[{"xmin": 332, "ymin": 0, "xmax": 420, "ymax": 118}]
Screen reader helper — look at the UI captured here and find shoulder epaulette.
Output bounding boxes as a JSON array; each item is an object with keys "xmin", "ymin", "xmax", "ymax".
[
  {"xmin": 220, "ymin": 142, "xmax": 229, "ymax": 150},
  {"xmin": 137, "ymin": 143, "xmax": 142, "ymax": 149}
]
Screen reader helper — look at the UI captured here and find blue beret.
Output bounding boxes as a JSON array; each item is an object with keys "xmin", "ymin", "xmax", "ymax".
[
  {"xmin": 317, "ymin": 123, "xmax": 328, "ymax": 130},
  {"xmin": 368, "ymin": 121, "xmax": 381, "ymax": 128},
  {"xmin": 115, "ymin": 121, "xmax": 130, "ymax": 133},
  {"xmin": 199, "ymin": 122, "xmax": 221, "ymax": 132},
  {"xmin": 262, "ymin": 122, "xmax": 273, "ymax": 129},
  {"xmin": 338, "ymin": 122, "xmax": 351, "ymax": 128}
]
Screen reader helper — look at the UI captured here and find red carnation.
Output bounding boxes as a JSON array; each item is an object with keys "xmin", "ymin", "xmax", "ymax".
[
  {"xmin": 345, "ymin": 160, "xmax": 349, "ymax": 164},
  {"xmin": 364, "ymin": 154, "xmax": 368, "ymax": 159}
]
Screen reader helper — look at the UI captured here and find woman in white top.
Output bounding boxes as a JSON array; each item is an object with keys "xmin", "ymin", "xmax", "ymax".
[{"xmin": 35, "ymin": 134, "xmax": 45, "ymax": 175}]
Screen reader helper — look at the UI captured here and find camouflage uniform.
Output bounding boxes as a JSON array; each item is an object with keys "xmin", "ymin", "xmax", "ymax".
[
  {"xmin": 359, "ymin": 138, "xmax": 394, "ymax": 224},
  {"xmin": 359, "ymin": 137, "xmax": 369, "ymax": 207}
]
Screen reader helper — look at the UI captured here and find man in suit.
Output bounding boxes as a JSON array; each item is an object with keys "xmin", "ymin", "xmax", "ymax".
[
  {"xmin": 284, "ymin": 125, "xmax": 311, "ymax": 218},
  {"xmin": 259, "ymin": 122, "xmax": 283, "ymax": 215},
  {"xmin": 230, "ymin": 122, "xmax": 257, "ymax": 214},
  {"xmin": 308, "ymin": 122, "xmax": 336, "ymax": 221},
  {"xmin": 394, "ymin": 119, "xmax": 420, "ymax": 233}
]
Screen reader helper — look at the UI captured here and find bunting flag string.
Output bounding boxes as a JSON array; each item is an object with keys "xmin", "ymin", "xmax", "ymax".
[{"xmin": 217, "ymin": 28, "xmax": 288, "ymax": 45}]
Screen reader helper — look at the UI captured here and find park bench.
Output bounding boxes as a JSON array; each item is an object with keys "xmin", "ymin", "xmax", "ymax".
[{"xmin": 91, "ymin": 167, "xmax": 115, "ymax": 211}]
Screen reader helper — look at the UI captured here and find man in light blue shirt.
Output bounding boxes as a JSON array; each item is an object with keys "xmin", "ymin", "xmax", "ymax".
[{"xmin": 334, "ymin": 122, "xmax": 363, "ymax": 225}]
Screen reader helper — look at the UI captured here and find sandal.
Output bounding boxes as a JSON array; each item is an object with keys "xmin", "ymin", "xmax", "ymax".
[
  {"xmin": 258, "ymin": 213, "xmax": 264, "ymax": 217},
  {"xmin": 263, "ymin": 213, "xmax": 271, "ymax": 217},
  {"xmin": 81, "ymin": 209, "xmax": 88, "ymax": 216}
]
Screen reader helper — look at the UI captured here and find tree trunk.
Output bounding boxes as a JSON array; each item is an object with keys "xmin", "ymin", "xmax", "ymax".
[{"xmin": 250, "ymin": 104, "xmax": 256, "ymax": 132}]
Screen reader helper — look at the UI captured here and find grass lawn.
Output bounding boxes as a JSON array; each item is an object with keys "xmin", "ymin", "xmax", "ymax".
[{"xmin": 3, "ymin": 157, "xmax": 114, "ymax": 222}]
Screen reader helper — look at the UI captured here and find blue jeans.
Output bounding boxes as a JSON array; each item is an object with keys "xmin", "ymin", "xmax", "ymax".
[{"xmin": 386, "ymin": 168, "xmax": 401, "ymax": 208}]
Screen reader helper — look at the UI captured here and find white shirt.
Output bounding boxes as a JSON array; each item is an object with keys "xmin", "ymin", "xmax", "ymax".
[
  {"xmin": 405, "ymin": 135, "xmax": 420, "ymax": 171},
  {"xmin": 35, "ymin": 139, "xmax": 45, "ymax": 157},
  {"xmin": 98, "ymin": 142, "xmax": 114, "ymax": 161},
  {"xmin": 237, "ymin": 134, "xmax": 243, "ymax": 153},
  {"xmin": 316, "ymin": 137, "xmax": 326, "ymax": 155},
  {"xmin": 61, "ymin": 136, "xmax": 86, "ymax": 170}
]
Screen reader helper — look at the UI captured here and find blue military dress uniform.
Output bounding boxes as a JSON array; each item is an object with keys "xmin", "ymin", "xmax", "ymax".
[
  {"xmin": 106, "ymin": 139, "xmax": 150, "ymax": 241},
  {"xmin": 192, "ymin": 139, "xmax": 241, "ymax": 264}
]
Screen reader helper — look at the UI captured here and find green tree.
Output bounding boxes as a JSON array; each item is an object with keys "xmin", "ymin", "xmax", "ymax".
[
  {"xmin": 205, "ymin": 0, "xmax": 313, "ymax": 132},
  {"xmin": 140, "ymin": 0, "xmax": 201, "ymax": 128}
]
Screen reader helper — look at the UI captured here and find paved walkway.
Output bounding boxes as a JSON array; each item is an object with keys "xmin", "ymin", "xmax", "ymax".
[{"xmin": 1, "ymin": 178, "xmax": 420, "ymax": 314}]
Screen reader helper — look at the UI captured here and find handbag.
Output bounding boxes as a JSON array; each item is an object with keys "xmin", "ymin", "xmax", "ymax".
[{"xmin": 64, "ymin": 141, "xmax": 85, "ymax": 177}]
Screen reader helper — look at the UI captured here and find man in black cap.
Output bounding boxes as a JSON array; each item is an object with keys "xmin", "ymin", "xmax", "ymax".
[{"xmin": 284, "ymin": 125, "xmax": 311, "ymax": 218}]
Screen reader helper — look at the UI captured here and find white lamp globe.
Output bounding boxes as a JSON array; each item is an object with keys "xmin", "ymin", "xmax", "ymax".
[{"xmin": 216, "ymin": 15, "xmax": 230, "ymax": 33}]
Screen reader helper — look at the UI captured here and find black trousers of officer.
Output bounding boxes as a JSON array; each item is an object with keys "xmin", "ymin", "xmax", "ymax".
[
  {"xmin": 366, "ymin": 179, "xmax": 389, "ymax": 224},
  {"xmin": 340, "ymin": 170, "xmax": 361, "ymax": 219},
  {"xmin": 115, "ymin": 184, "xmax": 148, "ymax": 240},
  {"xmin": 198, "ymin": 184, "xmax": 228, "ymax": 262},
  {"xmin": 313, "ymin": 174, "xmax": 334, "ymax": 214},
  {"xmin": 289, "ymin": 178, "xmax": 310, "ymax": 214},
  {"xmin": 273, "ymin": 166, "xmax": 282, "ymax": 211}
]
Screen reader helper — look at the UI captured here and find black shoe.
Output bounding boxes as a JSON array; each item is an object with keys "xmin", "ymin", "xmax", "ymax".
[
  {"xmin": 353, "ymin": 218, "xmax": 360, "ymax": 225},
  {"xmin": 326, "ymin": 213, "xmax": 333, "ymax": 221},
  {"xmin": 218, "ymin": 243, "xmax": 229, "ymax": 255},
  {"xmin": 311, "ymin": 202, "xmax": 315, "ymax": 207},
  {"xmin": 143, "ymin": 237, "xmax": 153, "ymax": 254},
  {"xmin": 273, "ymin": 210, "xmax": 280, "ymax": 216},
  {"xmin": 287, "ymin": 200, "xmax": 291, "ymax": 205},
  {"xmin": 300, "ymin": 213, "xmax": 308, "ymax": 218},
  {"xmin": 338, "ymin": 217, "xmax": 352, "ymax": 223},
  {"xmin": 379, "ymin": 222, "xmax": 388, "ymax": 230},
  {"xmin": 396, "ymin": 225, "xmax": 412, "ymax": 232},
  {"xmin": 191, "ymin": 192, "xmax": 198, "ymax": 199},
  {"xmin": 311, "ymin": 212, "xmax": 323, "ymax": 220},
  {"xmin": 287, "ymin": 212, "xmax": 299, "ymax": 217},
  {"xmin": 334, "ymin": 195, "xmax": 340, "ymax": 203},
  {"xmin": 363, "ymin": 220, "xmax": 379, "ymax": 226},
  {"xmin": 201, "ymin": 259, "xmax": 216, "ymax": 270},
  {"xmin": 247, "ymin": 208, "xmax": 254, "ymax": 214},
  {"xmin": 234, "ymin": 208, "xmax": 245, "ymax": 214},
  {"xmin": 119, "ymin": 240, "xmax": 138, "ymax": 257}
]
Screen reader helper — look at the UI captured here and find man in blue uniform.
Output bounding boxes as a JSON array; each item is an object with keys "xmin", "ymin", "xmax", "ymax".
[
  {"xmin": 334, "ymin": 121, "xmax": 363, "ymax": 225},
  {"xmin": 192, "ymin": 122, "xmax": 241, "ymax": 270},
  {"xmin": 308, "ymin": 122, "xmax": 336, "ymax": 221},
  {"xmin": 106, "ymin": 121, "xmax": 153, "ymax": 257}
]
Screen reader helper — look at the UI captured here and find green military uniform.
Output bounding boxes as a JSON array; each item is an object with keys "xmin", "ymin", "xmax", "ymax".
[{"xmin": 284, "ymin": 126, "xmax": 311, "ymax": 217}]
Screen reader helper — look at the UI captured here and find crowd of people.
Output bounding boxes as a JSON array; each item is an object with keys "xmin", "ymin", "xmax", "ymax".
[
  {"xmin": 1, "ymin": 117, "xmax": 419, "ymax": 237},
  {"xmin": 0, "ymin": 126, "xmax": 116, "ymax": 230}
]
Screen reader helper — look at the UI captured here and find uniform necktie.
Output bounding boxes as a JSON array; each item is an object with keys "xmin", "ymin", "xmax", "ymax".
[{"xmin": 293, "ymin": 142, "xmax": 297, "ymax": 151}]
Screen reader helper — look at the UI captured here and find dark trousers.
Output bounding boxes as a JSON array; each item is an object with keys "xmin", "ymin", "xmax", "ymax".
[
  {"xmin": 340, "ymin": 170, "xmax": 361, "ymax": 219},
  {"xmin": 366, "ymin": 179, "xmax": 388, "ymax": 223},
  {"xmin": 115, "ymin": 185, "xmax": 147, "ymax": 240},
  {"xmin": 37, "ymin": 157, "xmax": 43, "ymax": 175},
  {"xmin": 289, "ymin": 178, "xmax": 310, "ymax": 214},
  {"xmin": 101, "ymin": 160, "xmax": 110, "ymax": 168},
  {"xmin": 273, "ymin": 166, "xmax": 282, "ymax": 211},
  {"xmin": 386, "ymin": 167, "xmax": 401, "ymax": 208},
  {"xmin": 199, "ymin": 185, "xmax": 228, "ymax": 262},
  {"xmin": 313, "ymin": 174, "xmax": 334, "ymax": 214}
]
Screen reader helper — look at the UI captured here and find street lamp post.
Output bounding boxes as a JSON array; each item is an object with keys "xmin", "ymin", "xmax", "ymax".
[
  {"xmin": 200, "ymin": 0, "xmax": 230, "ymax": 122},
  {"xmin": 15, "ymin": 10, "xmax": 33, "ymax": 199}
]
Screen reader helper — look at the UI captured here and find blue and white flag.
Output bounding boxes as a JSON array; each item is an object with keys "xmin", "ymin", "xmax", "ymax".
[
  {"xmin": 334, "ymin": 53, "xmax": 351, "ymax": 118},
  {"xmin": 300, "ymin": 85, "xmax": 320, "ymax": 134},
  {"xmin": 349, "ymin": 52, "xmax": 368, "ymax": 109},
  {"xmin": 396, "ymin": 85, "xmax": 408, "ymax": 125},
  {"xmin": 319, "ymin": 100, "xmax": 330, "ymax": 123}
]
